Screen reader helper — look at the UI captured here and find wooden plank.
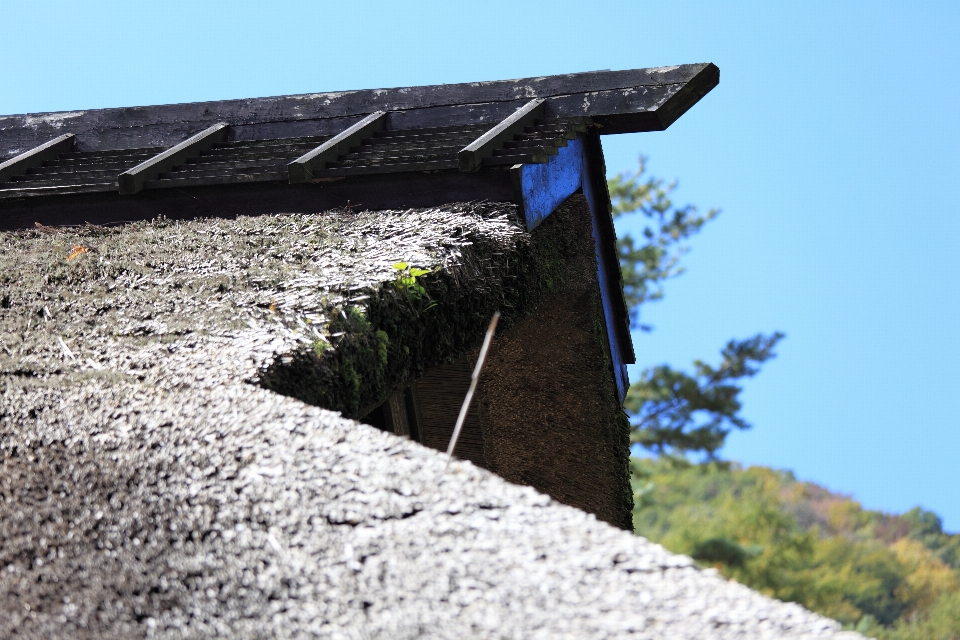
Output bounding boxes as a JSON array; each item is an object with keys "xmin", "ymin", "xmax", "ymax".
[
  {"xmin": 288, "ymin": 111, "xmax": 387, "ymax": 183},
  {"xmin": 561, "ymin": 64, "xmax": 720, "ymax": 133},
  {"xmin": 0, "ymin": 134, "xmax": 74, "ymax": 183},
  {"xmin": 581, "ymin": 128, "xmax": 636, "ymax": 371},
  {"xmin": 458, "ymin": 99, "xmax": 544, "ymax": 172},
  {"xmin": 0, "ymin": 169, "xmax": 519, "ymax": 229},
  {"xmin": 482, "ymin": 152, "xmax": 552, "ymax": 167},
  {"xmin": 314, "ymin": 159, "xmax": 458, "ymax": 177},
  {"xmin": 0, "ymin": 182, "xmax": 113, "ymax": 200},
  {"xmin": 143, "ymin": 172, "xmax": 286, "ymax": 189},
  {"xmin": 118, "ymin": 123, "xmax": 229, "ymax": 195},
  {"xmin": 0, "ymin": 64, "xmax": 717, "ymax": 156},
  {"xmin": 404, "ymin": 385, "xmax": 424, "ymax": 443},
  {"xmin": 515, "ymin": 138, "xmax": 583, "ymax": 231},
  {"xmin": 385, "ymin": 392, "xmax": 411, "ymax": 437}
]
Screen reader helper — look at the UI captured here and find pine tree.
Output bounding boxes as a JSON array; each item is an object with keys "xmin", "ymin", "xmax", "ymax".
[{"xmin": 609, "ymin": 157, "xmax": 783, "ymax": 458}]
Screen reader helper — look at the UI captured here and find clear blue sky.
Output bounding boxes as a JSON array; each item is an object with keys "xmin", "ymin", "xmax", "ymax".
[{"xmin": 5, "ymin": 1, "xmax": 959, "ymax": 530}]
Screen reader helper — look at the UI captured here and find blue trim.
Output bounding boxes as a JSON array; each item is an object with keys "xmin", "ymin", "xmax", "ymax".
[
  {"xmin": 519, "ymin": 139, "xmax": 583, "ymax": 231},
  {"xmin": 517, "ymin": 136, "xmax": 631, "ymax": 405},
  {"xmin": 581, "ymin": 164, "xmax": 630, "ymax": 403}
]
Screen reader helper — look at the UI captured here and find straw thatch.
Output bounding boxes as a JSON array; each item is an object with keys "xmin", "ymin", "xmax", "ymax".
[{"xmin": 0, "ymin": 203, "xmax": 863, "ymax": 639}]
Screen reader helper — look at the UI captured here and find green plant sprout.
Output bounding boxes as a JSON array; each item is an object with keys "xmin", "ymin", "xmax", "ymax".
[{"xmin": 392, "ymin": 262, "xmax": 432, "ymax": 297}]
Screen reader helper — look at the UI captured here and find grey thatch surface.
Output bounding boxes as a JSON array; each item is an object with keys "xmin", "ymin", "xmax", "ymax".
[
  {"xmin": 0, "ymin": 204, "xmax": 862, "ymax": 638},
  {"xmin": 0, "ymin": 203, "xmax": 524, "ymax": 392}
]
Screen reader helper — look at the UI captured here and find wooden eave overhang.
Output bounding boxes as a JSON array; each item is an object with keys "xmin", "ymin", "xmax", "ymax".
[
  {"xmin": 0, "ymin": 63, "xmax": 720, "ymax": 400},
  {"xmin": 0, "ymin": 63, "xmax": 718, "ymax": 203}
]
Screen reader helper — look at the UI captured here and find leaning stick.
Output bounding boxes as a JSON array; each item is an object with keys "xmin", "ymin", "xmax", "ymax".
[{"xmin": 445, "ymin": 311, "xmax": 500, "ymax": 467}]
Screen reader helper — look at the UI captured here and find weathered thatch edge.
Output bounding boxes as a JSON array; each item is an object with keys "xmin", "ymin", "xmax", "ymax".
[
  {"xmin": 0, "ymin": 376, "xmax": 863, "ymax": 639},
  {"xmin": 0, "ymin": 202, "xmax": 525, "ymax": 395},
  {"xmin": 0, "ymin": 202, "xmax": 865, "ymax": 638},
  {"xmin": 258, "ymin": 199, "xmax": 581, "ymax": 418}
]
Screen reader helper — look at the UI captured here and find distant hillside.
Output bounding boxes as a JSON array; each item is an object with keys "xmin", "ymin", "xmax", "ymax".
[{"xmin": 631, "ymin": 457, "xmax": 960, "ymax": 638}]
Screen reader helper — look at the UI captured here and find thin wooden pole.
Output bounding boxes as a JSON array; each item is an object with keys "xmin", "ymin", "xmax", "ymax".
[{"xmin": 445, "ymin": 311, "xmax": 500, "ymax": 466}]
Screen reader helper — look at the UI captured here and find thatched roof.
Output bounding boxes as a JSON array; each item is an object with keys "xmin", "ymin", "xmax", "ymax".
[
  {"xmin": 2, "ymin": 380, "xmax": 861, "ymax": 639},
  {"xmin": 0, "ymin": 204, "xmax": 862, "ymax": 638},
  {"xmin": 1, "ymin": 202, "xmax": 522, "ymax": 391}
]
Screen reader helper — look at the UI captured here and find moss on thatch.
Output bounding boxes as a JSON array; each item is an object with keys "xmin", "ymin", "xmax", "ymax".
[
  {"xmin": 258, "ymin": 198, "xmax": 591, "ymax": 418},
  {"xmin": 0, "ymin": 201, "xmax": 580, "ymax": 418}
]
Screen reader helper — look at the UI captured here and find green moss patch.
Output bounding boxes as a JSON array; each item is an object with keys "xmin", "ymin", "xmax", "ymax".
[{"xmin": 259, "ymin": 198, "xmax": 591, "ymax": 418}]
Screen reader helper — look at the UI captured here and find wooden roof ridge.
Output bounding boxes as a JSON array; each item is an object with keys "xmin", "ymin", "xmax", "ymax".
[{"xmin": 0, "ymin": 64, "xmax": 719, "ymax": 158}]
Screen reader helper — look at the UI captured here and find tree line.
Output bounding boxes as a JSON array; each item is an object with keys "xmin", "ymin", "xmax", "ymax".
[{"xmin": 611, "ymin": 159, "xmax": 960, "ymax": 638}]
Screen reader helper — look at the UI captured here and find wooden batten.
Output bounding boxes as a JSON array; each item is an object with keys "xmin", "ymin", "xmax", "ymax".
[
  {"xmin": 386, "ymin": 392, "xmax": 411, "ymax": 437},
  {"xmin": 118, "ymin": 123, "xmax": 229, "ymax": 195},
  {"xmin": 361, "ymin": 387, "xmax": 424, "ymax": 442},
  {"xmin": 288, "ymin": 111, "xmax": 388, "ymax": 183},
  {"xmin": 458, "ymin": 99, "xmax": 545, "ymax": 172},
  {"xmin": 0, "ymin": 134, "xmax": 75, "ymax": 183}
]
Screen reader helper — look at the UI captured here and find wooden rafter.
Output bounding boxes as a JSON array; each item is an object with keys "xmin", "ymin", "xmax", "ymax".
[
  {"xmin": 0, "ymin": 64, "xmax": 719, "ymax": 157},
  {"xmin": 458, "ymin": 99, "xmax": 545, "ymax": 172},
  {"xmin": 118, "ymin": 123, "xmax": 229, "ymax": 195},
  {"xmin": 288, "ymin": 111, "xmax": 387, "ymax": 184},
  {"xmin": 0, "ymin": 134, "xmax": 75, "ymax": 183}
]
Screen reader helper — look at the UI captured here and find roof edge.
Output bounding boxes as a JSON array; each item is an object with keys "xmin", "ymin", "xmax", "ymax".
[{"xmin": 0, "ymin": 65, "xmax": 719, "ymax": 157}]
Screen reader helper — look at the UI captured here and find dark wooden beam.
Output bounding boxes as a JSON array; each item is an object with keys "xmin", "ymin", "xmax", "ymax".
[
  {"xmin": 384, "ymin": 392, "xmax": 411, "ymax": 437},
  {"xmin": 584, "ymin": 63, "xmax": 720, "ymax": 134},
  {"xmin": 288, "ymin": 111, "xmax": 387, "ymax": 184},
  {"xmin": 118, "ymin": 123, "xmax": 229, "ymax": 195},
  {"xmin": 0, "ymin": 169, "xmax": 518, "ymax": 231},
  {"xmin": 581, "ymin": 128, "xmax": 635, "ymax": 366},
  {"xmin": 458, "ymin": 99, "xmax": 544, "ymax": 172},
  {"xmin": 0, "ymin": 134, "xmax": 75, "ymax": 183},
  {"xmin": 0, "ymin": 64, "xmax": 718, "ymax": 155}
]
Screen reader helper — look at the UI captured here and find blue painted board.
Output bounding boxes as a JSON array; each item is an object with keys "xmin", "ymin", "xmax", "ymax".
[
  {"xmin": 519, "ymin": 139, "xmax": 583, "ymax": 231},
  {"xmin": 517, "ymin": 136, "xmax": 631, "ymax": 404}
]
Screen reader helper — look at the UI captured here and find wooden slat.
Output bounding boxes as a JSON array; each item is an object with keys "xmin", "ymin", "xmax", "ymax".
[
  {"xmin": 0, "ymin": 65, "xmax": 718, "ymax": 157},
  {"xmin": 142, "ymin": 172, "xmax": 286, "ymax": 189},
  {"xmin": 313, "ymin": 159, "xmax": 458, "ymax": 177},
  {"xmin": 0, "ymin": 134, "xmax": 75, "ymax": 183},
  {"xmin": 118, "ymin": 123, "xmax": 229, "ymax": 195},
  {"xmin": 0, "ymin": 183, "xmax": 114, "ymax": 199},
  {"xmin": 581, "ymin": 128, "xmax": 635, "ymax": 369},
  {"xmin": 458, "ymin": 99, "xmax": 545, "ymax": 172},
  {"xmin": 0, "ymin": 169, "xmax": 518, "ymax": 227},
  {"xmin": 385, "ymin": 392, "xmax": 411, "ymax": 437},
  {"xmin": 288, "ymin": 112, "xmax": 387, "ymax": 184},
  {"xmin": 404, "ymin": 385, "xmax": 424, "ymax": 443}
]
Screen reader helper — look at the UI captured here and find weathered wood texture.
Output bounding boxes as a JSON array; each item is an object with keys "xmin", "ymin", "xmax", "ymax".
[
  {"xmin": 581, "ymin": 129, "xmax": 635, "ymax": 368},
  {"xmin": 459, "ymin": 99, "xmax": 544, "ymax": 172},
  {"xmin": 0, "ymin": 169, "xmax": 518, "ymax": 231},
  {"xmin": 118, "ymin": 123, "xmax": 229, "ymax": 194},
  {"xmin": 288, "ymin": 111, "xmax": 387, "ymax": 183},
  {"xmin": 0, "ymin": 134, "xmax": 75, "ymax": 183},
  {"xmin": 387, "ymin": 392, "xmax": 411, "ymax": 437},
  {"xmin": 0, "ymin": 64, "xmax": 718, "ymax": 156}
]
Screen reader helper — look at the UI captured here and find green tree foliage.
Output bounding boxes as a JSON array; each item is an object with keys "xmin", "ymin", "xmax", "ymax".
[
  {"xmin": 875, "ymin": 590, "xmax": 960, "ymax": 640},
  {"xmin": 611, "ymin": 156, "xmax": 960, "ymax": 635},
  {"xmin": 630, "ymin": 458, "xmax": 960, "ymax": 634},
  {"xmin": 625, "ymin": 332, "xmax": 784, "ymax": 457},
  {"xmin": 609, "ymin": 157, "xmax": 783, "ymax": 457}
]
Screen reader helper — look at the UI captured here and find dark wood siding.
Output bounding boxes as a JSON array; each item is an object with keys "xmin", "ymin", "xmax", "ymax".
[{"xmin": 412, "ymin": 357, "xmax": 488, "ymax": 469}]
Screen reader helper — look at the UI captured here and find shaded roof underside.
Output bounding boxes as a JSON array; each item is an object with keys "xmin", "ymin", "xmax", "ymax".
[
  {"xmin": 0, "ymin": 64, "xmax": 718, "ymax": 201},
  {"xmin": 0, "ymin": 119, "xmax": 588, "ymax": 200}
]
